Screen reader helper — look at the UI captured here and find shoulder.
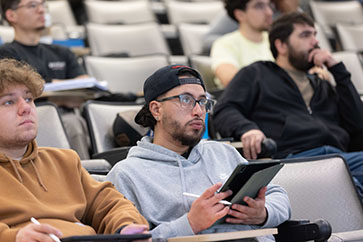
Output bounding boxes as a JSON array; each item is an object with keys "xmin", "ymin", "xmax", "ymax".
[
  {"xmin": 217, "ymin": 31, "xmax": 242, "ymax": 43},
  {"xmin": 0, "ymin": 42, "xmax": 19, "ymax": 56},
  {"xmin": 37, "ymin": 147, "xmax": 81, "ymax": 166},
  {"xmin": 213, "ymin": 31, "xmax": 242, "ymax": 48},
  {"xmin": 39, "ymin": 43, "xmax": 73, "ymax": 54},
  {"xmin": 240, "ymin": 61, "xmax": 274, "ymax": 74}
]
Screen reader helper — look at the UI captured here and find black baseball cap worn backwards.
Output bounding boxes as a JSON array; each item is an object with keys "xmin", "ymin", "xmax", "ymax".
[{"xmin": 143, "ymin": 65, "xmax": 205, "ymax": 104}]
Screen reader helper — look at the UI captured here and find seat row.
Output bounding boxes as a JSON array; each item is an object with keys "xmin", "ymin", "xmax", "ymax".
[{"xmin": 35, "ymin": 101, "xmax": 363, "ymax": 241}]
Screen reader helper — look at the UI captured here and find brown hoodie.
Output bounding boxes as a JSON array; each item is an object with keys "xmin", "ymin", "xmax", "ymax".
[{"xmin": 0, "ymin": 140, "xmax": 148, "ymax": 241}]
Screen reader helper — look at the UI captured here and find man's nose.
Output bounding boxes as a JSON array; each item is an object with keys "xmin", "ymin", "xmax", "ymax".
[
  {"xmin": 18, "ymin": 98, "xmax": 31, "ymax": 115},
  {"xmin": 192, "ymin": 102, "xmax": 205, "ymax": 116}
]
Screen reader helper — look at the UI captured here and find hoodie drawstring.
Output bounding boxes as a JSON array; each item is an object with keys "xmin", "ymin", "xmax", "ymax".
[
  {"xmin": 7, "ymin": 156, "xmax": 23, "ymax": 184},
  {"xmin": 5, "ymin": 155, "xmax": 48, "ymax": 192},
  {"xmin": 176, "ymin": 156, "xmax": 190, "ymax": 211},
  {"xmin": 30, "ymin": 160, "xmax": 48, "ymax": 192}
]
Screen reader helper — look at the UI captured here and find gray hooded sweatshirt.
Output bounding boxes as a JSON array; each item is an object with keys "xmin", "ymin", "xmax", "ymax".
[{"xmin": 106, "ymin": 137, "xmax": 291, "ymax": 241}]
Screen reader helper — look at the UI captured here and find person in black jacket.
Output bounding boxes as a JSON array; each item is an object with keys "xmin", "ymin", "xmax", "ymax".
[{"xmin": 213, "ymin": 12, "xmax": 363, "ymax": 190}]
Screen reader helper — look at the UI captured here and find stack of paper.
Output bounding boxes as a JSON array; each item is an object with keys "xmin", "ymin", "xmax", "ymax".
[{"xmin": 44, "ymin": 78, "xmax": 108, "ymax": 92}]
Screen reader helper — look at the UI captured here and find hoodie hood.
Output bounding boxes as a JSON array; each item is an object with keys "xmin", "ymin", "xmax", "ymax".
[
  {"xmin": 127, "ymin": 136, "xmax": 203, "ymax": 167},
  {"xmin": 0, "ymin": 140, "xmax": 47, "ymax": 191}
]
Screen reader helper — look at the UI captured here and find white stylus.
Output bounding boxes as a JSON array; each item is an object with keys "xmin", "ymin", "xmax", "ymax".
[
  {"xmin": 30, "ymin": 217, "xmax": 61, "ymax": 242},
  {"xmin": 183, "ymin": 192, "xmax": 232, "ymax": 206}
]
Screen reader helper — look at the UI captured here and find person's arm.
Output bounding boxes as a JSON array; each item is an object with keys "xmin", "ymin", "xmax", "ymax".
[
  {"xmin": 310, "ymin": 49, "xmax": 363, "ymax": 145},
  {"xmin": 213, "ymin": 66, "xmax": 262, "ymax": 143},
  {"xmin": 80, "ymin": 164, "xmax": 149, "ymax": 234},
  {"xmin": 214, "ymin": 63, "xmax": 239, "ymax": 87},
  {"xmin": 210, "ymin": 33, "xmax": 241, "ymax": 88}
]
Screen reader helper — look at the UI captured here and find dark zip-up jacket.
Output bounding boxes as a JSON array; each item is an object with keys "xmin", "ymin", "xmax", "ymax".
[{"xmin": 213, "ymin": 61, "xmax": 363, "ymax": 158}]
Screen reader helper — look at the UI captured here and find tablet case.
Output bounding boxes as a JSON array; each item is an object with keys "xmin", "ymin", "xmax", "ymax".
[
  {"xmin": 219, "ymin": 161, "xmax": 284, "ymax": 205},
  {"xmin": 61, "ymin": 233, "xmax": 151, "ymax": 242}
]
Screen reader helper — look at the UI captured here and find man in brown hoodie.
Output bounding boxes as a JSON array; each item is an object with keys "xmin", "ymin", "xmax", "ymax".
[{"xmin": 0, "ymin": 58, "xmax": 149, "ymax": 242}]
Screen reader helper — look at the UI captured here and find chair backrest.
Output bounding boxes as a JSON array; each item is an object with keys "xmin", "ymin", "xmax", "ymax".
[
  {"xmin": 86, "ymin": 23, "xmax": 170, "ymax": 57},
  {"xmin": 332, "ymin": 51, "xmax": 363, "ymax": 95},
  {"xmin": 336, "ymin": 23, "xmax": 363, "ymax": 52},
  {"xmin": 166, "ymin": 0, "xmax": 224, "ymax": 25},
  {"xmin": 84, "ymin": 0, "xmax": 155, "ymax": 24},
  {"xmin": 309, "ymin": 0, "xmax": 363, "ymax": 37},
  {"xmin": 47, "ymin": 0, "xmax": 77, "ymax": 27},
  {"xmin": 189, "ymin": 55, "xmax": 218, "ymax": 92},
  {"xmin": 83, "ymin": 101, "xmax": 143, "ymax": 154},
  {"xmin": 0, "ymin": 25, "xmax": 14, "ymax": 43},
  {"xmin": 271, "ymin": 155, "xmax": 363, "ymax": 233},
  {"xmin": 35, "ymin": 102, "xmax": 71, "ymax": 149},
  {"xmin": 84, "ymin": 55, "xmax": 169, "ymax": 94},
  {"xmin": 178, "ymin": 23, "xmax": 210, "ymax": 56},
  {"xmin": 315, "ymin": 23, "xmax": 332, "ymax": 52}
]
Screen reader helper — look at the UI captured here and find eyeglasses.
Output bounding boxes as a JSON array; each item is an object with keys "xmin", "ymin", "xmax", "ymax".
[
  {"xmin": 13, "ymin": 1, "xmax": 47, "ymax": 10},
  {"xmin": 249, "ymin": 1, "xmax": 274, "ymax": 11},
  {"xmin": 156, "ymin": 93, "xmax": 216, "ymax": 113}
]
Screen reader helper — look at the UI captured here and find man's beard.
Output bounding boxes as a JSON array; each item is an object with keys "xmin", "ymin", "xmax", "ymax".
[
  {"xmin": 288, "ymin": 44, "xmax": 317, "ymax": 72},
  {"xmin": 165, "ymin": 116, "xmax": 205, "ymax": 147},
  {"xmin": 35, "ymin": 26, "xmax": 46, "ymax": 31}
]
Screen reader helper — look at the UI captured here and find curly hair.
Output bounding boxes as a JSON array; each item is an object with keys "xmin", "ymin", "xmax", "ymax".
[{"xmin": 0, "ymin": 58, "xmax": 44, "ymax": 98}]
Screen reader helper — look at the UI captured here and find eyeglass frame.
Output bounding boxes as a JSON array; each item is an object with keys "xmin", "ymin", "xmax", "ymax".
[
  {"xmin": 247, "ymin": 1, "xmax": 274, "ymax": 11},
  {"xmin": 155, "ymin": 93, "xmax": 216, "ymax": 113},
  {"xmin": 12, "ymin": 0, "xmax": 47, "ymax": 10}
]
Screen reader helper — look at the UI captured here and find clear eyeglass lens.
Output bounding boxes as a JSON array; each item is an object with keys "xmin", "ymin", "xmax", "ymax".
[{"xmin": 180, "ymin": 94, "xmax": 213, "ymax": 111}]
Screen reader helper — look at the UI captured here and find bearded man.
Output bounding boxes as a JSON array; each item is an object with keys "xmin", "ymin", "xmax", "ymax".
[{"xmin": 213, "ymin": 12, "xmax": 363, "ymax": 196}]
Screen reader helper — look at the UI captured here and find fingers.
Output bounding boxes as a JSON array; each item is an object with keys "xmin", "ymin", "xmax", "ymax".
[
  {"xmin": 120, "ymin": 224, "xmax": 149, "ymax": 234},
  {"xmin": 200, "ymin": 183, "xmax": 223, "ymax": 200},
  {"xmin": 200, "ymin": 183, "xmax": 233, "ymax": 206},
  {"xmin": 225, "ymin": 187, "xmax": 267, "ymax": 225},
  {"xmin": 35, "ymin": 224, "xmax": 62, "ymax": 238},
  {"xmin": 308, "ymin": 49, "xmax": 337, "ymax": 68},
  {"xmin": 241, "ymin": 129, "xmax": 265, "ymax": 159}
]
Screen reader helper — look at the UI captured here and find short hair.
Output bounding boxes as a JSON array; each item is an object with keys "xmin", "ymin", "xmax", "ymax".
[
  {"xmin": 0, "ymin": 58, "xmax": 44, "ymax": 98},
  {"xmin": 1, "ymin": 0, "xmax": 21, "ymax": 22},
  {"xmin": 135, "ymin": 69, "xmax": 201, "ymax": 130},
  {"xmin": 269, "ymin": 12, "xmax": 315, "ymax": 59},
  {"xmin": 224, "ymin": 0, "xmax": 251, "ymax": 22}
]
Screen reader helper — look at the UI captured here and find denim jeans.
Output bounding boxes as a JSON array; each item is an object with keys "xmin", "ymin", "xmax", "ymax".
[{"xmin": 287, "ymin": 146, "xmax": 363, "ymax": 199}]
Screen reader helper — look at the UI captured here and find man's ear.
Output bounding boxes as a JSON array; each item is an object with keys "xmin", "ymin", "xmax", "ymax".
[
  {"xmin": 5, "ymin": 9, "xmax": 16, "ymax": 24},
  {"xmin": 149, "ymin": 101, "xmax": 161, "ymax": 121},
  {"xmin": 275, "ymin": 39, "xmax": 288, "ymax": 56},
  {"xmin": 233, "ymin": 9, "xmax": 245, "ymax": 23}
]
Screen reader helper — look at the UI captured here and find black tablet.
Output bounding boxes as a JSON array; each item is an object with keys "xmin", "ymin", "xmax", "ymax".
[
  {"xmin": 61, "ymin": 234, "xmax": 151, "ymax": 242},
  {"xmin": 218, "ymin": 161, "xmax": 284, "ymax": 205}
]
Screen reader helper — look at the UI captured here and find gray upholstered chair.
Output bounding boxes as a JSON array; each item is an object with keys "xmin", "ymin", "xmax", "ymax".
[
  {"xmin": 36, "ymin": 102, "xmax": 111, "ymax": 174},
  {"xmin": 86, "ymin": 23, "xmax": 170, "ymax": 57},
  {"xmin": 272, "ymin": 155, "xmax": 363, "ymax": 240},
  {"xmin": 84, "ymin": 0, "xmax": 156, "ymax": 25},
  {"xmin": 83, "ymin": 101, "xmax": 143, "ymax": 166},
  {"xmin": 84, "ymin": 55, "xmax": 169, "ymax": 94}
]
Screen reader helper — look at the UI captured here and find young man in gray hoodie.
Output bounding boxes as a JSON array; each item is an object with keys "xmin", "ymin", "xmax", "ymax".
[{"xmin": 106, "ymin": 65, "xmax": 291, "ymax": 241}]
